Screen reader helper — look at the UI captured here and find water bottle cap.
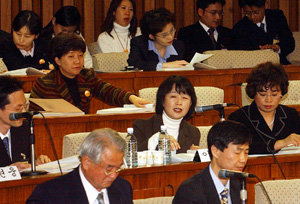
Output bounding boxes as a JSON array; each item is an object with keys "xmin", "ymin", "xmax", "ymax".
[
  {"xmin": 127, "ymin": 127, "xmax": 134, "ymax": 134},
  {"xmin": 160, "ymin": 125, "xmax": 167, "ymax": 131}
]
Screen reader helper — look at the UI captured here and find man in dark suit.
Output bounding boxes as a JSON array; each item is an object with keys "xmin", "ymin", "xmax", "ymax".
[
  {"xmin": 27, "ymin": 128, "xmax": 133, "ymax": 204},
  {"xmin": 177, "ymin": 0, "xmax": 235, "ymax": 61},
  {"xmin": 233, "ymin": 0, "xmax": 295, "ymax": 65},
  {"xmin": 0, "ymin": 76, "xmax": 50, "ymax": 170},
  {"xmin": 173, "ymin": 120, "xmax": 252, "ymax": 203}
]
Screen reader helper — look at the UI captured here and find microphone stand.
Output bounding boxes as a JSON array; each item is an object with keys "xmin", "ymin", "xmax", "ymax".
[
  {"xmin": 240, "ymin": 178, "xmax": 247, "ymax": 204},
  {"xmin": 216, "ymin": 108, "xmax": 226, "ymax": 121},
  {"xmin": 21, "ymin": 116, "xmax": 47, "ymax": 176}
]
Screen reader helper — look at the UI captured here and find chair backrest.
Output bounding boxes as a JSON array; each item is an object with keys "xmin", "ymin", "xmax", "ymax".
[
  {"xmin": 241, "ymin": 80, "xmax": 300, "ymax": 106},
  {"xmin": 62, "ymin": 132, "xmax": 127, "ymax": 158},
  {"xmin": 203, "ymin": 50, "xmax": 279, "ymax": 69},
  {"xmin": 287, "ymin": 31, "xmax": 300, "ymax": 65},
  {"xmin": 0, "ymin": 58, "xmax": 7, "ymax": 73},
  {"xmin": 255, "ymin": 179, "xmax": 300, "ymax": 203},
  {"xmin": 88, "ymin": 42, "xmax": 101, "ymax": 56},
  {"xmin": 133, "ymin": 196, "xmax": 174, "ymax": 204},
  {"xmin": 138, "ymin": 87, "xmax": 224, "ymax": 106},
  {"xmin": 92, "ymin": 52, "xmax": 129, "ymax": 72},
  {"xmin": 197, "ymin": 126, "xmax": 212, "ymax": 148}
]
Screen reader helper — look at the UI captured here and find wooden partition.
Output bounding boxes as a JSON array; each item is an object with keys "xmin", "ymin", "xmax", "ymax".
[
  {"xmin": 0, "ymin": 0, "xmax": 299, "ymax": 44},
  {"xmin": 0, "ymin": 154, "xmax": 299, "ymax": 204}
]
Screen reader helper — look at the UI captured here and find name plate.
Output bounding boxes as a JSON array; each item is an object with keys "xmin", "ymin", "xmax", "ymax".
[
  {"xmin": 0, "ymin": 166, "xmax": 21, "ymax": 182},
  {"xmin": 198, "ymin": 149, "xmax": 211, "ymax": 162}
]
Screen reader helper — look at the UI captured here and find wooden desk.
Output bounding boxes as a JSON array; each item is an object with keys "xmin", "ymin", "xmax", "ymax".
[
  {"xmin": 16, "ymin": 65, "xmax": 300, "ymax": 113},
  {"xmin": 1, "ymin": 154, "xmax": 299, "ymax": 204}
]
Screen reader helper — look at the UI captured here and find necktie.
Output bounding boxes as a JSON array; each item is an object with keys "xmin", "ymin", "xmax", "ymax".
[
  {"xmin": 2, "ymin": 137, "xmax": 10, "ymax": 156},
  {"xmin": 97, "ymin": 192, "xmax": 104, "ymax": 204},
  {"xmin": 260, "ymin": 23, "xmax": 265, "ymax": 32},
  {"xmin": 208, "ymin": 28, "xmax": 217, "ymax": 49},
  {"xmin": 220, "ymin": 188, "xmax": 228, "ymax": 204}
]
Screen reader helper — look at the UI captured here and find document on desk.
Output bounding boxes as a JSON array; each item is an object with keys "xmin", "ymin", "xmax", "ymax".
[
  {"xmin": 21, "ymin": 155, "xmax": 80, "ymax": 174},
  {"xmin": 0, "ymin": 67, "xmax": 45, "ymax": 75},
  {"xmin": 97, "ymin": 104, "xmax": 155, "ymax": 114}
]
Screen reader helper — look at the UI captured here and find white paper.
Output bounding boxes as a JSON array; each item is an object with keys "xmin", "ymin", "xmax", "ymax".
[
  {"xmin": 171, "ymin": 153, "xmax": 195, "ymax": 163},
  {"xmin": 186, "ymin": 53, "xmax": 213, "ymax": 68},
  {"xmin": 0, "ymin": 67, "xmax": 45, "ymax": 76},
  {"xmin": 97, "ymin": 104, "xmax": 154, "ymax": 115},
  {"xmin": 0, "ymin": 166, "xmax": 21, "ymax": 182}
]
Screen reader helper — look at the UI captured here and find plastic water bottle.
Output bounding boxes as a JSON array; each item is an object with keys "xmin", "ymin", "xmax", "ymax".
[
  {"xmin": 158, "ymin": 125, "xmax": 171, "ymax": 164},
  {"xmin": 125, "ymin": 128, "xmax": 138, "ymax": 167}
]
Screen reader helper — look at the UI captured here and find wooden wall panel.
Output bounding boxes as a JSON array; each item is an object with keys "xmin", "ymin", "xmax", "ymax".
[{"xmin": 0, "ymin": 0, "xmax": 299, "ymax": 44}]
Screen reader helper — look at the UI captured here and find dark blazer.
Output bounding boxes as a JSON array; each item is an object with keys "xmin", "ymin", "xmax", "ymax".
[
  {"xmin": 0, "ymin": 36, "xmax": 50, "ymax": 71},
  {"xmin": 0, "ymin": 122, "xmax": 30, "ymax": 167},
  {"xmin": 233, "ymin": 10, "xmax": 295, "ymax": 65},
  {"xmin": 36, "ymin": 22, "xmax": 54, "ymax": 57},
  {"xmin": 27, "ymin": 167, "xmax": 133, "ymax": 204},
  {"xmin": 127, "ymin": 35, "xmax": 185, "ymax": 71},
  {"xmin": 133, "ymin": 114, "xmax": 200, "ymax": 153},
  {"xmin": 177, "ymin": 22, "xmax": 235, "ymax": 61},
  {"xmin": 173, "ymin": 166, "xmax": 242, "ymax": 204},
  {"xmin": 228, "ymin": 102, "xmax": 300, "ymax": 154},
  {"xmin": 30, "ymin": 68, "xmax": 133, "ymax": 113}
]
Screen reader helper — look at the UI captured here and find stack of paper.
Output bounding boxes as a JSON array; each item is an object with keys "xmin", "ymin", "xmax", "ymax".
[
  {"xmin": 97, "ymin": 104, "xmax": 154, "ymax": 115},
  {"xmin": 0, "ymin": 67, "xmax": 45, "ymax": 75}
]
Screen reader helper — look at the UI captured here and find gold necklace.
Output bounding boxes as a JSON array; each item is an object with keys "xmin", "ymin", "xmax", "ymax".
[{"xmin": 114, "ymin": 28, "xmax": 129, "ymax": 52}]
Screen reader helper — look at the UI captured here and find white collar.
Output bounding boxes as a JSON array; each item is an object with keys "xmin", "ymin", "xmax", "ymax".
[
  {"xmin": 113, "ymin": 22, "xmax": 130, "ymax": 33},
  {"xmin": 79, "ymin": 165, "xmax": 108, "ymax": 204},
  {"xmin": 0, "ymin": 129, "xmax": 10, "ymax": 140},
  {"xmin": 162, "ymin": 111, "xmax": 182, "ymax": 127},
  {"xmin": 19, "ymin": 41, "xmax": 35, "ymax": 57},
  {"xmin": 257, "ymin": 16, "xmax": 266, "ymax": 27},
  {"xmin": 199, "ymin": 20, "xmax": 213, "ymax": 33}
]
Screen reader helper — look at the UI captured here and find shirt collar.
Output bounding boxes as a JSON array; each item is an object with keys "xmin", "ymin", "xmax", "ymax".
[
  {"xmin": 257, "ymin": 16, "xmax": 266, "ymax": 27},
  {"xmin": 209, "ymin": 164, "xmax": 231, "ymax": 202},
  {"xmin": 199, "ymin": 20, "xmax": 211, "ymax": 33},
  {"xmin": 79, "ymin": 165, "xmax": 108, "ymax": 204},
  {"xmin": 148, "ymin": 40, "xmax": 178, "ymax": 60},
  {"xmin": 0, "ymin": 129, "xmax": 10, "ymax": 140},
  {"xmin": 19, "ymin": 41, "xmax": 35, "ymax": 57}
]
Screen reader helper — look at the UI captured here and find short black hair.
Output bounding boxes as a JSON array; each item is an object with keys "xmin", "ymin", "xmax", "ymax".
[
  {"xmin": 239, "ymin": 0, "xmax": 248, "ymax": 7},
  {"xmin": 12, "ymin": 10, "xmax": 42, "ymax": 35},
  {"xmin": 0, "ymin": 76, "xmax": 24, "ymax": 109},
  {"xmin": 140, "ymin": 8, "xmax": 175, "ymax": 40},
  {"xmin": 207, "ymin": 120, "xmax": 252, "ymax": 159},
  {"xmin": 54, "ymin": 6, "xmax": 81, "ymax": 32},
  {"xmin": 155, "ymin": 75, "xmax": 197, "ymax": 120},
  {"xmin": 246, "ymin": 0, "xmax": 266, "ymax": 7},
  {"xmin": 246, "ymin": 62, "xmax": 289, "ymax": 99},
  {"xmin": 197, "ymin": 0, "xmax": 226, "ymax": 10},
  {"xmin": 49, "ymin": 32, "xmax": 86, "ymax": 61}
]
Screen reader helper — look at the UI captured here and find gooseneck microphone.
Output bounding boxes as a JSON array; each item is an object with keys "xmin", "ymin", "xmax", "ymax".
[
  {"xmin": 9, "ymin": 111, "xmax": 39, "ymax": 120},
  {"xmin": 218, "ymin": 169, "xmax": 256, "ymax": 179},
  {"xmin": 195, "ymin": 103, "xmax": 234, "ymax": 113}
]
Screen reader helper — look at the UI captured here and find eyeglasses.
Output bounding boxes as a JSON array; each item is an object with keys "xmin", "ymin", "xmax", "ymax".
[
  {"xmin": 99, "ymin": 164, "xmax": 123, "ymax": 176},
  {"xmin": 244, "ymin": 10, "xmax": 261, "ymax": 17},
  {"xmin": 257, "ymin": 92, "xmax": 282, "ymax": 99},
  {"xmin": 6, "ymin": 102, "xmax": 29, "ymax": 112},
  {"xmin": 156, "ymin": 27, "xmax": 176, "ymax": 39},
  {"xmin": 205, "ymin": 10, "xmax": 224, "ymax": 16}
]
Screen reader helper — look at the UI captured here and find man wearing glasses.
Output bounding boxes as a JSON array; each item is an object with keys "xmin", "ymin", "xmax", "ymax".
[
  {"xmin": 233, "ymin": 0, "xmax": 294, "ymax": 65},
  {"xmin": 178, "ymin": 0, "xmax": 235, "ymax": 61},
  {"xmin": 27, "ymin": 128, "xmax": 133, "ymax": 204},
  {"xmin": 0, "ymin": 76, "xmax": 50, "ymax": 170}
]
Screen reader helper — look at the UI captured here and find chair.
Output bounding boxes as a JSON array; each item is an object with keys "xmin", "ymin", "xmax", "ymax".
[
  {"xmin": 241, "ymin": 80, "xmax": 300, "ymax": 106},
  {"xmin": 133, "ymin": 196, "xmax": 173, "ymax": 204},
  {"xmin": 62, "ymin": 132, "xmax": 127, "ymax": 158},
  {"xmin": 138, "ymin": 87, "xmax": 224, "ymax": 106},
  {"xmin": 0, "ymin": 58, "xmax": 7, "ymax": 73},
  {"xmin": 255, "ymin": 179, "xmax": 300, "ymax": 204},
  {"xmin": 88, "ymin": 42, "xmax": 101, "ymax": 56},
  {"xmin": 92, "ymin": 52, "xmax": 129, "ymax": 72},
  {"xmin": 203, "ymin": 50, "xmax": 280, "ymax": 69},
  {"xmin": 287, "ymin": 31, "xmax": 300, "ymax": 65},
  {"xmin": 197, "ymin": 126, "xmax": 212, "ymax": 148}
]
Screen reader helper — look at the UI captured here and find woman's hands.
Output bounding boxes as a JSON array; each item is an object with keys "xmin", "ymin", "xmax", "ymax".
[
  {"xmin": 274, "ymin": 133, "xmax": 300, "ymax": 150},
  {"xmin": 162, "ymin": 60, "xmax": 189, "ymax": 68},
  {"xmin": 129, "ymin": 95, "xmax": 152, "ymax": 108}
]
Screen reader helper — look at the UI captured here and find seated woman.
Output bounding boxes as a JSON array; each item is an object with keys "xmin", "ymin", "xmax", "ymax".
[
  {"xmin": 30, "ymin": 32, "xmax": 149, "ymax": 113},
  {"xmin": 97, "ymin": 0, "xmax": 140, "ymax": 53},
  {"xmin": 37, "ymin": 6, "xmax": 93, "ymax": 68},
  {"xmin": 127, "ymin": 8, "xmax": 188, "ymax": 71},
  {"xmin": 0, "ymin": 10, "xmax": 50, "ymax": 71},
  {"xmin": 133, "ymin": 75, "xmax": 200, "ymax": 153},
  {"xmin": 229, "ymin": 62, "xmax": 300, "ymax": 154}
]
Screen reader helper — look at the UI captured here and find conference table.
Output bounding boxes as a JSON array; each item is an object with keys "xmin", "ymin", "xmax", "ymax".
[
  {"xmin": 16, "ymin": 65, "xmax": 300, "ymax": 113},
  {"xmin": 0, "ymin": 154, "xmax": 299, "ymax": 204}
]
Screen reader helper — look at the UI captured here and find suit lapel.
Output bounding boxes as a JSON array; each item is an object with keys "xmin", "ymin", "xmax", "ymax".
[
  {"xmin": 202, "ymin": 167, "xmax": 221, "ymax": 203},
  {"xmin": 77, "ymin": 71, "xmax": 92, "ymax": 112},
  {"xmin": 273, "ymin": 105, "xmax": 287, "ymax": 138},
  {"xmin": 196, "ymin": 22, "xmax": 214, "ymax": 50}
]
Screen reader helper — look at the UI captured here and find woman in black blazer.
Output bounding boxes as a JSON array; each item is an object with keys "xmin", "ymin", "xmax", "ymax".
[
  {"xmin": 229, "ymin": 62, "xmax": 300, "ymax": 154},
  {"xmin": 0, "ymin": 10, "xmax": 50, "ymax": 71},
  {"xmin": 128, "ymin": 8, "xmax": 188, "ymax": 71}
]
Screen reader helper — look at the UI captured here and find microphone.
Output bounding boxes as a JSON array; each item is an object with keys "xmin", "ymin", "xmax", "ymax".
[
  {"xmin": 9, "ymin": 111, "xmax": 39, "ymax": 120},
  {"xmin": 218, "ymin": 169, "xmax": 255, "ymax": 179},
  {"xmin": 195, "ymin": 103, "xmax": 234, "ymax": 113}
]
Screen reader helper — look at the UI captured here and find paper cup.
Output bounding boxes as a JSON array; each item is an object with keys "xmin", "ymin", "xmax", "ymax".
[
  {"xmin": 152, "ymin": 150, "xmax": 164, "ymax": 165},
  {"xmin": 144, "ymin": 150, "xmax": 153, "ymax": 165},
  {"xmin": 137, "ymin": 151, "xmax": 147, "ymax": 166}
]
